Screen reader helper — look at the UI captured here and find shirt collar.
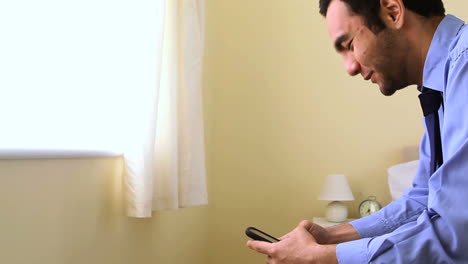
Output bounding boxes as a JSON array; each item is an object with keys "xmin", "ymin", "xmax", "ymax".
[{"xmin": 423, "ymin": 14, "xmax": 465, "ymax": 92}]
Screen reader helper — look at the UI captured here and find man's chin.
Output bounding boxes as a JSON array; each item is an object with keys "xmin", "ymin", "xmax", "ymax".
[
  {"xmin": 379, "ymin": 84, "xmax": 398, "ymax": 96},
  {"xmin": 380, "ymin": 89, "xmax": 396, "ymax": 96}
]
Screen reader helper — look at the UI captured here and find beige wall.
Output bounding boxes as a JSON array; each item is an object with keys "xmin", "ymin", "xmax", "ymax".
[
  {"xmin": 203, "ymin": 1, "xmax": 468, "ymax": 264},
  {"xmin": 0, "ymin": 158, "xmax": 209, "ymax": 264}
]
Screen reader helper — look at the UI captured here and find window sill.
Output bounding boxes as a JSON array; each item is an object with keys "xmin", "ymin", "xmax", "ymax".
[{"xmin": 0, "ymin": 148, "xmax": 123, "ymax": 160}]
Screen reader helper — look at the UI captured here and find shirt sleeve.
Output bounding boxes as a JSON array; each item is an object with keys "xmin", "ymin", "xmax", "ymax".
[
  {"xmin": 335, "ymin": 133, "xmax": 431, "ymax": 263},
  {"xmin": 336, "ymin": 36, "xmax": 468, "ymax": 263},
  {"xmin": 350, "ymin": 131, "xmax": 431, "ymax": 239}
]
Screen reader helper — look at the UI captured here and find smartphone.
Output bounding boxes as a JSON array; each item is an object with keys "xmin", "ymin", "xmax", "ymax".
[{"xmin": 245, "ymin": 226, "xmax": 280, "ymax": 243}]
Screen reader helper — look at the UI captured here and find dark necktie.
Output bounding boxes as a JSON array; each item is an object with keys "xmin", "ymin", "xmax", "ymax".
[{"xmin": 418, "ymin": 87, "xmax": 443, "ymax": 175}]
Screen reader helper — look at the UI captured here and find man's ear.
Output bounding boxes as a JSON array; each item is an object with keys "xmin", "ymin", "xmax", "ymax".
[{"xmin": 380, "ymin": 0, "xmax": 405, "ymax": 29}]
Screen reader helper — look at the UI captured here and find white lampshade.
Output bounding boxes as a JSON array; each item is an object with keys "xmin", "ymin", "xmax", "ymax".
[{"xmin": 318, "ymin": 174, "xmax": 354, "ymax": 201}]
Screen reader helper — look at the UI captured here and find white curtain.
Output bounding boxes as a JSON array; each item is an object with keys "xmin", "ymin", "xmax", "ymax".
[{"xmin": 124, "ymin": 0, "xmax": 207, "ymax": 217}]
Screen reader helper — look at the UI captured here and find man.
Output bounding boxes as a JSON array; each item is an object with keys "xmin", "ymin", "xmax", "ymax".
[{"xmin": 247, "ymin": 0, "xmax": 468, "ymax": 263}]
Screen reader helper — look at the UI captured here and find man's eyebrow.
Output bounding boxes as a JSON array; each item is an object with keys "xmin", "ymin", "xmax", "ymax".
[{"xmin": 334, "ymin": 34, "xmax": 350, "ymax": 52}]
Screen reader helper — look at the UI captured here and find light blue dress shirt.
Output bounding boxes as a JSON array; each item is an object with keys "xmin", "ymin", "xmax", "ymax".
[{"xmin": 336, "ymin": 15, "xmax": 468, "ymax": 263}]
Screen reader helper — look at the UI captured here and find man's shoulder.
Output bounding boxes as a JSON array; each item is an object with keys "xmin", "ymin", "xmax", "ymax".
[{"xmin": 449, "ymin": 24, "xmax": 468, "ymax": 62}]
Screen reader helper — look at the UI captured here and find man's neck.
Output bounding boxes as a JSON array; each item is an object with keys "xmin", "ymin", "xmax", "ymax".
[{"xmin": 406, "ymin": 14, "xmax": 445, "ymax": 86}]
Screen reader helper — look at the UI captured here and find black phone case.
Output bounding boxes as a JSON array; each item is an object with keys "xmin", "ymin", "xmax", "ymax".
[{"xmin": 245, "ymin": 226, "xmax": 280, "ymax": 243}]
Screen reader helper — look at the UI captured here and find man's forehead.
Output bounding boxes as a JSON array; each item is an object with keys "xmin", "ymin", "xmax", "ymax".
[{"xmin": 325, "ymin": 0, "xmax": 362, "ymax": 46}]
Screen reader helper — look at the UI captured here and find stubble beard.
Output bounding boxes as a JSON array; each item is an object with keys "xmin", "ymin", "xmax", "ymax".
[{"xmin": 375, "ymin": 29, "xmax": 411, "ymax": 96}]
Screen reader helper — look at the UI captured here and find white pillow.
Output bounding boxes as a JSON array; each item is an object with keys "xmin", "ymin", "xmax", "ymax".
[{"xmin": 387, "ymin": 160, "xmax": 419, "ymax": 200}]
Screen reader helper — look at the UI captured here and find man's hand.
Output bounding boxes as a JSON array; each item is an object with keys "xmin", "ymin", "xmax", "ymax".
[
  {"xmin": 246, "ymin": 220, "xmax": 338, "ymax": 264},
  {"xmin": 294, "ymin": 220, "xmax": 330, "ymax": 244},
  {"xmin": 281, "ymin": 219, "xmax": 360, "ymax": 245}
]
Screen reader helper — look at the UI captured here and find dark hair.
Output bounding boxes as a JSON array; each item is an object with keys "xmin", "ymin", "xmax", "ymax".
[{"xmin": 319, "ymin": 0, "xmax": 446, "ymax": 32}]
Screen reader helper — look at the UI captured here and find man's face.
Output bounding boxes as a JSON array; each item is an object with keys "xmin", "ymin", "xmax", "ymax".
[{"xmin": 325, "ymin": 0, "xmax": 409, "ymax": 96}]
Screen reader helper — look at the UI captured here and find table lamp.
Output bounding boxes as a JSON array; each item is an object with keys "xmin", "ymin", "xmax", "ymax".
[{"xmin": 318, "ymin": 174, "xmax": 354, "ymax": 222}]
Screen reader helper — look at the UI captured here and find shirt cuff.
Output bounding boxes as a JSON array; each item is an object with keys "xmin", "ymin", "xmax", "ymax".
[
  {"xmin": 336, "ymin": 238, "xmax": 371, "ymax": 264},
  {"xmin": 350, "ymin": 211, "xmax": 388, "ymax": 238}
]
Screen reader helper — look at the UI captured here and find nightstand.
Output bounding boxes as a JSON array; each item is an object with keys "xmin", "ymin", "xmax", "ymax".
[{"xmin": 312, "ymin": 217, "xmax": 357, "ymax": 228}]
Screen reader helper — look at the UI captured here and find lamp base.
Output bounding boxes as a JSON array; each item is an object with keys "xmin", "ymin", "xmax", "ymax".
[{"xmin": 325, "ymin": 201, "xmax": 348, "ymax": 223}]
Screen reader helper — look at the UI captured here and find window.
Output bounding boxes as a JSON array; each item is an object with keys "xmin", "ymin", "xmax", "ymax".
[{"xmin": 0, "ymin": 0, "xmax": 163, "ymax": 154}]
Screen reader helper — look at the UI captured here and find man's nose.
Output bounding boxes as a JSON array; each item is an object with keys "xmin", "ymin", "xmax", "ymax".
[{"xmin": 344, "ymin": 53, "xmax": 361, "ymax": 76}]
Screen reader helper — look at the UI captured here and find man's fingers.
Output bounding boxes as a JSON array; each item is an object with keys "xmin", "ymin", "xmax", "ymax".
[
  {"xmin": 299, "ymin": 220, "xmax": 319, "ymax": 235},
  {"xmin": 246, "ymin": 240, "xmax": 274, "ymax": 255},
  {"xmin": 296, "ymin": 220, "xmax": 318, "ymax": 243},
  {"xmin": 299, "ymin": 220, "xmax": 314, "ymax": 229}
]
